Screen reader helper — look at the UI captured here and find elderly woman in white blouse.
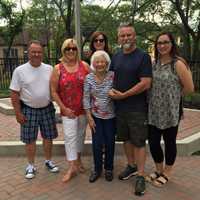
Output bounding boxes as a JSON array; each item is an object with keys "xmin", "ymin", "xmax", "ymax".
[{"xmin": 83, "ymin": 50, "xmax": 115, "ymax": 183}]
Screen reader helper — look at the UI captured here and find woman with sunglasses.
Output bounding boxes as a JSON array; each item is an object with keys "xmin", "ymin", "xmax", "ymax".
[
  {"xmin": 50, "ymin": 38, "xmax": 89, "ymax": 182},
  {"xmin": 84, "ymin": 31, "xmax": 111, "ymax": 64},
  {"xmin": 147, "ymin": 32, "xmax": 194, "ymax": 187}
]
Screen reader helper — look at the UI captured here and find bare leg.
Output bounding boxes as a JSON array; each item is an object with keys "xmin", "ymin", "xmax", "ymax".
[
  {"xmin": 43, "ymin": 139, "xmax": 52, "ymax": 160},
  {"xmin": 134, "ymin": 146, "xmax": 146, "ymax": 176},
  {"xmin": 124, "ymin": 142, "xmax": 136, "ymax": 166},
  {"xmin": 62, "ymin": 160, "xmax": 78, "ymax": 182},
  {"xmin": 155, "ymin": 162, "xmax": 164, "ymax": 174},
  {"xmin": 77, "ymin": 152, "xmax": 85, "ymax": 173},
  {"xmin": 25, "ymin": 142, "xmax": 36, "ymax": 164},
  {"xmin": 163, "ymin": 164, "xmax": 173, "ymax": 177}
]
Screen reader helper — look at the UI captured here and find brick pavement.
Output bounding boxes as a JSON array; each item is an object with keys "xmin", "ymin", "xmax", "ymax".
[
  {"xmin": 1, "ymin": 109, "xmax": 200, "ymax": 141},
  {"xmin": 1, "ymin": 104, "xmax": 200, "ymax": 199},
  {"xmin": 0, "ymin": 155, "xmax": 200, "ymax": 200},
  {"xmin": 0, "ymin": 112, "xmax": 92, "ymax": 141}
]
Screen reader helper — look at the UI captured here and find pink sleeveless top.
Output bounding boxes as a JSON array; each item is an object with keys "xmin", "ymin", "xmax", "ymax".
[{"xmin": 58, "ymin": 61, "xmax": 89, "ymax": 116}]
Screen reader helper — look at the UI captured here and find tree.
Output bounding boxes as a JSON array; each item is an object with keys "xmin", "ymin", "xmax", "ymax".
[
  {"xmin": 81, "ymin": 0, "xmax": 122, "ymax": 51},
  {"xmin": 27, "ymin": 0, "xmax": 77, "ymax": 60},
  {"xmin": 51, "ymin": 0, "xmax": 74, "ymax": 38},
  {"xmin": 0, "ymin": 0, "xmax": 25, "ymax": 58},
  {"xmin": 123, "ymin": 0, "xmax": 200, "ymax": 61},
  {"xmin": 108, "ymin": 0, "xmax": 161, "ymax": 51},
  {"xmin": 169, "ymin": 0, "xmax": 200, "ymax": 61},
  {"xmin": 26, "ymin": 0, "xmax": 58, "ymax": 60}
]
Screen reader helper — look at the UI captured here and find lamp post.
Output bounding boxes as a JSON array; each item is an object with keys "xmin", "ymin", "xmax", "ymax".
[{"xmin": 74, "ymin": 0, "xmax": 81, "ymax": 57}]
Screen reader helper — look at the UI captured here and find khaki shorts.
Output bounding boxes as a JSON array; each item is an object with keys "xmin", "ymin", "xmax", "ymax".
[{"xmin": 116, "ymin": 111, "xmax": 148, "ymax": 147}]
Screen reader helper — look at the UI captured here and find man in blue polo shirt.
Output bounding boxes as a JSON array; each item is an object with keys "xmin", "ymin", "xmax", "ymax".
[{"xmin": 109, "ymin": 23, "xmax": 152, "ymax": 196}]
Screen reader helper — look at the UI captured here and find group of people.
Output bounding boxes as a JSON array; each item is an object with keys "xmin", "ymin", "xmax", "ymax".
[{"xmin": 10, "ymin": 22, "xmax": 194, "ymax": 196}]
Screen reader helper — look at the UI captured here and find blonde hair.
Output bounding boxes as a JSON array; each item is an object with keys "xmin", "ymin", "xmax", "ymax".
[
  {"xmin": 90, "ymin": 50, "xmax": 111, "ymax": 72},
  {"xmin": 60, "ymin": 38, "xmax": 80, "ymax": 62}
]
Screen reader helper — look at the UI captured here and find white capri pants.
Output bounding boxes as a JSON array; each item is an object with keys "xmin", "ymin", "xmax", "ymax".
[{"xmin": 62, "ymin": 115, "xmax": 87, "ymax": 161}]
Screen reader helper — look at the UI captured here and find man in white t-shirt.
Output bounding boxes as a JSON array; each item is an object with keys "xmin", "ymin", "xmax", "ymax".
[{"xmin": 10, "ymin": 40, "xmax": 59, "ymax": 179}]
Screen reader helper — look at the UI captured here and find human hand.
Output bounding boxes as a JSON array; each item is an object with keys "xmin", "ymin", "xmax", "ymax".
[
  {"xmin": 108, "ymin": 88, "xmax": 126, "ymax": 100},
  {"xmin": 87, "ymin": 116, "xmax": 96, "ymax": 133},
  {"xmin": 16, "ymin": 112, "xmax": 27, "ymax": 124},
  {"xmin": 62, "ymin": 107, "xmax": 76, "ymax": 118},
  {"xmin": 108, "ymin": 89, "xmax": 116, "ymax": 97}
]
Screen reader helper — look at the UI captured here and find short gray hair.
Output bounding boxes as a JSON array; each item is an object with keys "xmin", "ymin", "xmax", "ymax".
[
  {"xmin": 90, "ymin": 50, "xmax": 111, "ymax": 71},
  {"xmin": 117, "ymin": 22, "xmax": 135, "ymax": 34}
]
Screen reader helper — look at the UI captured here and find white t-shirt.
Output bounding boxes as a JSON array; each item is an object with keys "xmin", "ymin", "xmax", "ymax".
[{"xmin": 10, "ymin": 62, "xmax": 53, "ymax": 108}]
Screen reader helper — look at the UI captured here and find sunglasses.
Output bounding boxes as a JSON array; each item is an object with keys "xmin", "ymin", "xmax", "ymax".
[
  {"xmin": 94, "ymin": 39, "xmax": 105, "ymax": 43},
  {"xmin": 156, "ymin": 41, "xmax": 171, "ymax": 46},
  {"xmin": 64, "ymin": 47, "xmax": 78, "ymax": 51}
]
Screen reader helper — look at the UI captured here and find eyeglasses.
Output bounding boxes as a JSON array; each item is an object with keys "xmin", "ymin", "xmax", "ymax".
[
  {"xmin": 64, "ymin": 47, "xmax": 78, "ymax": 51},
  {"xmin": 94, "ymin": 39, "xmax": 105, "ymax": 43},
  {"xmin": 156, "ymin": 41, "xmax": 171, "ymax": 46}
]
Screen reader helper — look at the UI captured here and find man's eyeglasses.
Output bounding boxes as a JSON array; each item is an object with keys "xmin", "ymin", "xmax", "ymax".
[
  {"xmin": 64, "ymin": 47, "xmax": 78, "ymax": 51},
  {"xmin": 156, "ymin": 41, "xmax": 171, "ymax": 46},
  {"xmin": 94, "ymin": 39, "xmax": 105, "ymax": 43}
]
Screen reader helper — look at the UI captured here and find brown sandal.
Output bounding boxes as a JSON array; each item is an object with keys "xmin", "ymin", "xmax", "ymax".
[
  {"xmin": 152, "ymin": 173, "xmax": 169, "ymax": 187},
  {"xmin": 62, "ymin": 170, "xmax": 77, "ymax": 183},
  {"xmin": 78, "ymin": 165, "xmax": 85, "ymax": 173}
]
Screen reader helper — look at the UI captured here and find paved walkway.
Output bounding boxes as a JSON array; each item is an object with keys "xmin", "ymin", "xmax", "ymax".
[
  {"xmin": 1, "ymin": 108, "xmax": 200, "ymax": 141},
  {"xmin": 1, "ymin": 155, "xmax": 200, "ymax": 200},
  {"xmin": 1, "ymin": 108, "xmax": 200, "ymax": 199}
]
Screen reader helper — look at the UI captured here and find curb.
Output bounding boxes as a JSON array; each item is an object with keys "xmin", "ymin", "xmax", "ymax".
[
  {"xmin": 1, "ymin": 133, "xmax": 200, "ymax": 156},
  {"xmin": 0, "ymin": 140, "xmax": 123, "ymax": 157}
]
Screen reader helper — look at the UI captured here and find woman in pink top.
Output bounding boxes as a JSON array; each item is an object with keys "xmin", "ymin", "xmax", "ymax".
[{"xmin": 51, "ymin": 38, "xmax": 89, "ymax": 182}]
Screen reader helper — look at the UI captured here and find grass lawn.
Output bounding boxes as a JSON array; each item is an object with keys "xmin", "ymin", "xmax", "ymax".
[{"xmin": 0, "ymin": 89, "xmax": 10, "ymax": 98}]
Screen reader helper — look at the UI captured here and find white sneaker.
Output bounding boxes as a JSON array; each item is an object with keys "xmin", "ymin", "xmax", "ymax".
[
  {"xmin": 25, "ymin": 165, "xmax": 36, "ymax": 179},
  {"xmin": 45, "ymin": 160, "xmax": 59, "ymax": 173}
]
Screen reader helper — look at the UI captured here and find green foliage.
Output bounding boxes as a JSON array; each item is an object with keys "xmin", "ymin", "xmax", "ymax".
[
  {"xmin": 184, "ymin": 93, "xmax": 200, "ymax": 103},
  {"xmin": 81, "ymin": 4, "xmax": 119, "ymax": 51},
  {"xmin": 0, "ymin": 89, "xmax": 10, "ymax": 98},
  {"xmin": 0, "ymin": 0, "xmax": 25, "ymax": 57},
  {"xmin": 1, "ymin": 0, "xmax": 198, "ymax": 60}
]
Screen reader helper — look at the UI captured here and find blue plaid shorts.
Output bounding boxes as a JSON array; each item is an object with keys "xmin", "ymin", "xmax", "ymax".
[{"xmin": 20, "ymin": 102, "xmax": 58, "ymax": 144}]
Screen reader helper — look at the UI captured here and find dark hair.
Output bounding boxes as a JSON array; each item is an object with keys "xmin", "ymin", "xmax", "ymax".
[
  {"xmin": 154, "ymin": 32, "xmax": 179, "ymax": 63},
  {"xmin": 89, "ymin": 31, "xmax": 110, "ymax": 54},
  {"xmin": 28, "ymin": 40, "xmax": 43, "ymax": 49}
]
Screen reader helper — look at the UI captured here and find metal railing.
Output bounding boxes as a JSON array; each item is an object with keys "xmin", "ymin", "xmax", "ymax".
[
  {"xmin": 190, "ymin": 61, "xmax": 200, "ymax": 91},
  {"xmin": 0, "ymin": 57, "xmax": 200, "ymax": 91},
  {"xmin": 0, "ymin": 58, "xmax": 58, "ymax": 90}
]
